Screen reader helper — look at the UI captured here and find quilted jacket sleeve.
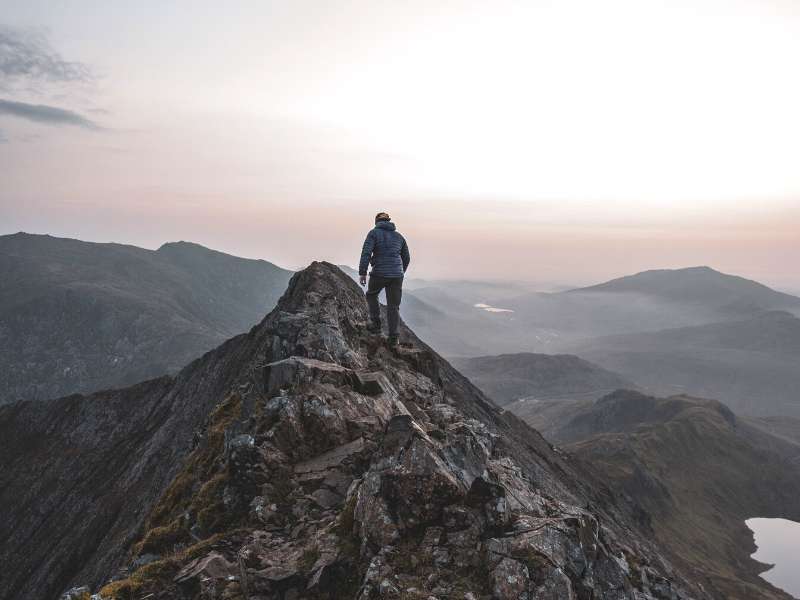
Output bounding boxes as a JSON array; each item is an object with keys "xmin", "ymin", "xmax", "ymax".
[
  {"xmin": 400, "ymin": 237, "xmax": 410, "ymax": 272},
  {"xmin": 358, "ymin": 230, "xmax": 376, "ymax": 276}
]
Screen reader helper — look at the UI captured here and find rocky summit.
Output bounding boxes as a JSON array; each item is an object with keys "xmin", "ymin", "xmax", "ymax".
[{"xmin": 2, "ymin": 262, "xmax": 703, "ymax": 600}]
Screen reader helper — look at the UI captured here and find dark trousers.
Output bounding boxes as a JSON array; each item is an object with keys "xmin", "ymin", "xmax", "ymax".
[{"xmin": 365, "ymin": 275, "xmax": 403, "ymax": 336}]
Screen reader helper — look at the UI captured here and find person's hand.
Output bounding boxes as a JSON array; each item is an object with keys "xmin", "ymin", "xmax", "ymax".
[{"xmin": 359, "ymin": 275, "xmax": 367, "ymax": 287}]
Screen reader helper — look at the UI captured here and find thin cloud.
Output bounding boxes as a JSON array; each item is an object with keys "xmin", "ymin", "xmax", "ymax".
[
  {"xmin": 0, "ymin": 99, "xmax": 100, "ymax": 130},
  {"xmin": 0, "ymin": 129, "xmax": 7, "ymax": 143},
  {"xmin": 0, "ymin": 25, "xmax": 92, "ymax": 87}
]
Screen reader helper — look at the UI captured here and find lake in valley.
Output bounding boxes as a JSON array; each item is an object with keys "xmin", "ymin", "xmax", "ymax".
[{"xmin": 747, "ymin": 517, "xmax": 800, "ymax": 599}]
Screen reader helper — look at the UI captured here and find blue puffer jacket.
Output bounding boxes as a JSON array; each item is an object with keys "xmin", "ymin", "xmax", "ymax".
[{"xmin": 359, "ymin": 221, "xmax": 410, "ymax": 278}]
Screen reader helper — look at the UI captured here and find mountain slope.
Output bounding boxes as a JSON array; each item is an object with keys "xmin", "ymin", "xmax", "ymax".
[
  {"xmin": 452, "ymin": 352, "xmax": 635, "ymax": 406},
  {"xmin": 0, "ymin": 233, "xmax": 292, "ymax": 403},
  {"xmin": 0, "ymin": 262, "xmax": 702, "ymax": 600},
  {"xmin": 566, "ymin": 310, "xmax": 800, "ymax": 416},
  {"xmin": 746, "ymin": 415, "xmax": 800, "ymax": 446},
  {"xmin": 529, "ymin": 390, "xmax": 800, "ymax": 600}
]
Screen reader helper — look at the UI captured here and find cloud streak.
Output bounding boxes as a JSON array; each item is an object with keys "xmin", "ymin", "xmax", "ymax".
[
  {"xmin": 0, "ymin": 99, "xmax": 100, "ymax": 130},
  {"xmin": 0, "ymin": 25, "xmax": 92, "ymax": 87}
]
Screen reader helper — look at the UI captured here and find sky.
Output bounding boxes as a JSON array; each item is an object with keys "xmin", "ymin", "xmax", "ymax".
[{"xmin": 1, "ymin": 0, "xmax": 799, "ymax": 288}]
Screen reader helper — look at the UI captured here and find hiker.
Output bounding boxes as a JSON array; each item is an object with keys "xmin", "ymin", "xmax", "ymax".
[{"xmin": 359, "ymin": 212, "xmax": 411, "ymax": 346}]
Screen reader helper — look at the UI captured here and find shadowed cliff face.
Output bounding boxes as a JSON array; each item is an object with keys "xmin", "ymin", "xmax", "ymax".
[{"xmin": 1, "ymin": 262, "xmax": 702, "ymax": 600}]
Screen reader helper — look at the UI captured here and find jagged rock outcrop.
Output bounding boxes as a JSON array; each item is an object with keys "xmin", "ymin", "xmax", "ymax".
[{"xmin": 2, "ymin": 262, "xmax": 703, "ymax": 600}]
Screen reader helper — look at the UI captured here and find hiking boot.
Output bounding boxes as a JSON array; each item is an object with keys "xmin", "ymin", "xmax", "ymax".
[
  {"xmin": 366, "ymin": 321, "xmax": 382, "ymax": 334},
  {"xmin": 387, "ymin": 334, "xmax": 399, "ymax": 347}
]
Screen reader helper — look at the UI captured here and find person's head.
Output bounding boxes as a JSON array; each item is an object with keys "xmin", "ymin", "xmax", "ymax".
[{"xmin": 375, "ymin": 212, "xmax": 391, "ymax": 223}]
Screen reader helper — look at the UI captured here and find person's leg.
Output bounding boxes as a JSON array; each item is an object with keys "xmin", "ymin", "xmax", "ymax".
[
  {"xmin": 385, "ymin": 277, "xmax": 403, "ymax": 339},
  {"xmin": 365, "ymin": 275, "xmax": 385, "ymax": 331}
]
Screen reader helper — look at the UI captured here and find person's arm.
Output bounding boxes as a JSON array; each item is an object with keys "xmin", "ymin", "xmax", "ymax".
[
  {"xmin": 358, "ymin": 231, "xmax": 375, "ymax": 285},
  {"xmin": 401, "ymin": 237, "xmax": 410, "ymax": 273}
]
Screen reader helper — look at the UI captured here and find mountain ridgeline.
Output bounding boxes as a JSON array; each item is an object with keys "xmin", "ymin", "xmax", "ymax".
[
  {"xmin": 0, "ymin": 233, "xmax": 292, "ymax": 404},
  {"xmin": 2, "ymin": 262, "xmax": 706, "ymax": 600}
]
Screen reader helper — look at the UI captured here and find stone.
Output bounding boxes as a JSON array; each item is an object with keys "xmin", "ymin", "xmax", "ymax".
[
  {"xmin": 492, "ymin": 558, "xmax": 530, "ymax": 599},
  {"xmin": 294, "ymin": 437, "xmax": 365, "ymax": 476},
  {"xmin": 61, "ymin": 587, "xmax": 90, "ymax": 600},
  {"xmin": 466, "ymin": 476, "xmax": 509, "ymax": 527},
  {"xmin": 263, "ymin": 356, "xmax": 356, "ymax": 398},
  {"xmin": 532, "ymin": 567, "xmax": 574, "ymax": 600},
  {"xmin": 355, "ymin": 371, "xmax": 396, "ymax": 397},
  {"xmin": 131, "ymin": 552, "xmax": 161, "ymax": 569},
  {"xmin": 174, "ymin": 552, "xmax": 236, "ymax": 585},
  {"xmin": 311, "ymin": 487, "xmax": 342, "ymax": 509}
]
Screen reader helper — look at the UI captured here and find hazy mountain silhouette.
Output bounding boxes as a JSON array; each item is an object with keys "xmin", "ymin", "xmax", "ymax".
[
  {"xmin": 452, "ymin": 352, "xmax": 636, "ymax": 406},
  {"xmin": 0, "ymin": 263, "xmax": 707, "ymax": 600},
  {"xmin": 0, "ymin": 233, "xmax": 292, "ymax": 404},
  {"xmin": 499, "ymin": 266, "xmax": 800, "ymax": 342},
  {"xmin": 566, "ymin": 310, "xmax": 800, "ymax": 417},
  {"xmin": 571, "ymin": 266, "xmax": 800, "ymax": 313}
]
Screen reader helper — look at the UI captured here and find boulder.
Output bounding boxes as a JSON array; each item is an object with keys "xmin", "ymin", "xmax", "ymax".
[
  {"xmin": 60, "ymin": 587, "xmax": 90, "ymax": 600},
  {"xmin": 174, "ymin": 552, "xmax": 236, "ymax": 585}
]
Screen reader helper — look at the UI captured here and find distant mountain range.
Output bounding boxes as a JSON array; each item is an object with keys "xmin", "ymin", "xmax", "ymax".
[
  {"xmin": 0, "ymin": 233, "xmax": 292, "ymax": 404},
  {"xmin": 570, "ymin": 266, "xmax": 800, "ymax": 313},
  {"xmin": 501, "ymin": 266, "xmax": 800, "ymax": 340},
  {"xmin": 426, "ymin": 267, "xmax": 800, "ymax": 417}
]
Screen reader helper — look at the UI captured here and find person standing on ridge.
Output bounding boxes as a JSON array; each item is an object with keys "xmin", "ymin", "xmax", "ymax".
[{"xmin": 359, "ymin": 212, "xmax": 410, "ymax": 346}]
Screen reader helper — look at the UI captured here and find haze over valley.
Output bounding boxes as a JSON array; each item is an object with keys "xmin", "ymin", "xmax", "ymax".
[{"xmin": 5, "ymin": 231, "xmax": 800, "ymax": 422}]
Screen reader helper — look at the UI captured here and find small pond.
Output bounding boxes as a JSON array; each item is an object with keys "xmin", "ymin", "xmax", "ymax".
[
  {"xmin": 473, "ymin": 303, "xmax": 514, "ymax": 313},
  {"xmin": 747, "ymin": 517, "xmax": 800, "ymax": 599}
]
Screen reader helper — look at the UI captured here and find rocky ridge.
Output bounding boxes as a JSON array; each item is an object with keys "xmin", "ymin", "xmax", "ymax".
[{"xmin": 2, "ymin": 262, "xmax": 701, "ymax": 600}]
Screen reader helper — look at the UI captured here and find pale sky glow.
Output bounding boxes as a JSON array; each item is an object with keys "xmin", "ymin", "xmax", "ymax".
[{"xmin": 1, "ymin": 0, "xmax": 799, "ymax": 286}]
